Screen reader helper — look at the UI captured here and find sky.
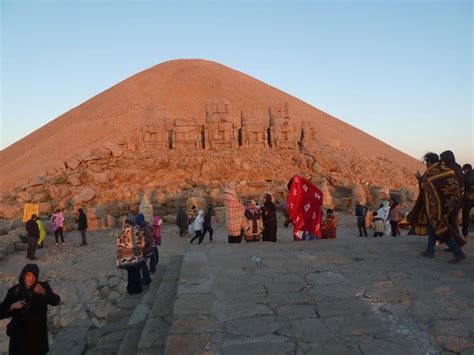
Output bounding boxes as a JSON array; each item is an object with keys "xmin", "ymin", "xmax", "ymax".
[{"xmin": 1, "ymin": 0, "xmax": 472, "ymax": 164}]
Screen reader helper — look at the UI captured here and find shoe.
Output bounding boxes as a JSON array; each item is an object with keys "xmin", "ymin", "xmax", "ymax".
[
  {"xmin": 420, "ymin": 251, "xmax": 434, "ymax": 258},
  {"xmin": 62, "ymin": 243, "xmax": 66, "ymax": 246},
  {"xmin": 55, "ymin": 243, "xmax": 59, "ymax": 246},
  {"xmin": 448, "ymin": 254, "xmax": 466, "ymax": 264}
]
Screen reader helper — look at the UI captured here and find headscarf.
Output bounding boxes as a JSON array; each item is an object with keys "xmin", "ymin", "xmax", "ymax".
[{"xmin": 19, "ymin": 264, "xmax": 39, "ymax": 290}]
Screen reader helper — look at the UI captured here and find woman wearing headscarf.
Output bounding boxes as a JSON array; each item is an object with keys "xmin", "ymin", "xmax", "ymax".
[
  {"xmin": 388, "ymin": 200, "xmax": 404, "ymax": 237},
  {"xmin": 224, "ymin": 182, "xmax": 244, "ymax": 243},
  {"xmin": 0, "ymin": 264, "xmax": 60, "ymax": 355},
  {"xmin": 377, "ymin": 201, "xmax": 391, "ymax": 237},
  {"xmin": 243, "ymin": 200, "xmax": 264, "ymax": 242},
  {"xmin": 261, "ymin": 193, "xmax": 277, "ymax": 242}
]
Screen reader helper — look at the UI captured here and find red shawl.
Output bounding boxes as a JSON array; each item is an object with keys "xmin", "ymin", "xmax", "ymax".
[{"xmin": 288, "ymin": 176, "xmax": 323, "ymax": 240}]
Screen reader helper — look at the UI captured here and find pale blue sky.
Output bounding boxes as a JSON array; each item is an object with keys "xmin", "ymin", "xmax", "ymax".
[{"xmin": 1, "ymin": 0, "xmax": 472, "ymax": 164}]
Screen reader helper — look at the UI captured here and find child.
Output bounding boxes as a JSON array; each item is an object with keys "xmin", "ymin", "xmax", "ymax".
[
  {"xmin": 190, "ymin": 211, "xmax": 205, "ymax": 244},
  {"xmin": 322, "ymin": 209, "xmax": 337, "ymax": 239},
  {"xmin": 371, "ymin": 211, "xmax": 385, "ymax": 237},
  {"xmin": 150, "ymin": 215, "xmax": 162, "ymax": 273}
]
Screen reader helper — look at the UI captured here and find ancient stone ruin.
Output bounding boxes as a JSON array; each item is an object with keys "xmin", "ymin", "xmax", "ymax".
[{"xmin": 120, "ymin": 100, "xmax": 308, "ymax": 152}]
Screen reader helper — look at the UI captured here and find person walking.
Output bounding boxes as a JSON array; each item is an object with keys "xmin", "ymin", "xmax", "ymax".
[
  {"xmin": 25, "ymin": 214, "xmax": 40, "ymax": 260},
  {"xmin": 52, "ymin": 209, "xmax": 65, "ymax": 246},
  {"xmin": 76, "ymin": 208, "xmax": 88, "ymax": 246},
  {"xmin": 0, "ymin": 264, "xmax": 61, "ymax": 355},
  {"xmin": 36, "ymin": 218, "xmax": 46, "ymax": 249},
  {"xmin": 202, "ymin": 206, "xmax": 214, "ymax": 242},
  {"xmin": 176, "ymin": 207, "xmax": 188, "ymax": 238},
  {"xmin": 371, "ymin": 211, "xmax": 385, "ymax": 237},
  {"xmin": 190, "ymin": 211, "xmax": 205, "ymax": 244},
  {"xmin": 355, "ymin": 201, "xmax": 368, "ymax": 237},
  {"xmin": 388, "ymin": 200, "xmax": 404, "ymax": 237},
  {"xmin": 413, "ymin": 152, "xmax": 466, "ymax": 263}
]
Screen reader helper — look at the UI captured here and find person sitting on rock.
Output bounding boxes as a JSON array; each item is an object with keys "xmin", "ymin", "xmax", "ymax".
[
  {"xmin": 0, "ymin": 264, "xmax": 60, "ymax": 355},
  {"xmin": 243, "ymin": 200, "xmax": 264, "ymax": 242},
  {"xmin": 322, "ymin": 209, "xmax": 337, "ymax": 239},
  {"xmin": 371, "ymin": 211, "xmax": 385, "ymax": 237}
]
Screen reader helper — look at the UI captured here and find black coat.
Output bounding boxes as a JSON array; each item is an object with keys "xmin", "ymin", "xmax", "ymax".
[
  {"xmin": 25, "ymin": 219, "xmax": 39, "ymax": 239},
  {"xmin": 0, "ymin": 266, "xmax": 60, "ymax": 355},
  {"xmin": 76, "ymin": 212, "xmax": 88, "ymax": 230}
]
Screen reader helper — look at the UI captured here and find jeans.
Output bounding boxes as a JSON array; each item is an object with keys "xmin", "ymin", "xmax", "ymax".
[
  {"xmin": 26, "ymin": 237, "xmax": 37, "ymax": 259},
  {"xmin": 390, "ymin": 221, "xmax": 399, "ymax": 236},
  {"xmin": 141, "ymin": 261, "xmax": 151, "ymax": 286},
  {"xmin": 203, "ymin": 224, "xmax": 214, "ymax": 241},
  {"xmin": 54, "ymin": 227, "xmax": 65, "ymax": 243},
  {"xmin": 149, "ymin": 246, "xmax": 159, "ymax": 273},
  {"xmin": 190, "ymin": 230, "xmax": 204, "ymax": 244},
  {"xmin": 426, "ymin": 224, "xmax": 464, "ymax": 256},
  {"xmin": 357, "ymin": 217, "xmax": 367, "ymax": 236}
]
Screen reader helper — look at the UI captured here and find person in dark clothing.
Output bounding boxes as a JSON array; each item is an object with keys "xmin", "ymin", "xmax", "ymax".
[
  {"xmin": 202, "ymin": 206, "xmax": 214, "ymax": 242},
  {"xmin": 0, "ymin": 264, "xmax": 60, "ymax": 355},
  {"xmin": 25, "ymin": 214, "xmax": 40, "ymax": 260},
  {"xmin": 76, "ymin": 208, "xmax": 88, "ymax": 246},
  {"xmin": 176, "ymin": 207, "xmax": 188, "ymax": 237},
  {"xmin": 355, "ymin": 201, "xmax": 368, "ymax": 237},
  {"xmin": 440, "ymin": 150, "xmax": 465, "ymax": 191},
  {"xmin": 462, "ymin": 164, "xmax": 474, "ymax": 237},
  {"xmin": 261, "ymin": 194, "xmax": 277, "ymax": 242},
  {"xmin": 135, "ymin": 214, "xmax": 152, "ymax": 286}
]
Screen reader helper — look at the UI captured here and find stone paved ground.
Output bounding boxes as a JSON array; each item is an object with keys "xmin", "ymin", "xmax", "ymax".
[{"xmin": 166, "ymin": 213, "xmax": 474, "ymax": 354}]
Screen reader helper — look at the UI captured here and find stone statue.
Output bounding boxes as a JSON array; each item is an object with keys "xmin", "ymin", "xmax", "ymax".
[
  {"xmin": 172, "ymin": 118, "xmax": 203, "ymax": 151},
  {"xmin": 300, "ymin": 120, "xmax": 317, "ymax": 149},
  {"xmin": 240, "ymin": 111, "xmax": 268, "ymax": 148},
  {"xmin": 269, "ymin": 103, "xmax": 297, "ymax": 149},
  {"xmin": 204, "ymin": 98, "xmax": 237, "ymax": 149}
]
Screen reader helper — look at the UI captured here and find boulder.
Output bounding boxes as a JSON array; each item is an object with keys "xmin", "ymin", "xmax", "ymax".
[
  {"xmin": 0, "ymin": 204, "xmax": 20, "ymax": 219},
  {"xmin": 39, "ymin": 203, "xmax": 52, "ymax": 215},
  {"xmin": 185, "ymin": 197, "xmax": 206, "ymax": 211},
  {"xmin": 65, "ymin": 159, "xmax": 80, "ymax": 170},
  {"xmin": 28, "ymin": 176, "xmax": 45, "ymax": 187},
  {"xmin": 352, "ymin": 183, "xmax": 366, "ymax": 205},
  {"xmin": 68, "ymin": 174, "xmax": 82, "ymax": 186},
  {"xmin": 74, "ymin": 187, "xmax": 96, "ymax": 204},
  {"xmin": 139, "ymin": 195, "xmax": 154, "ymax": 222},
  {"xmin": 163, "ymin": 215, "xmax": 176, "ymax": 224},
  {"xmin": 17, "ymin": 191, "xmax": 31, "ymax": 202},
  {"xmin": 102, "ymin": 141, "xmax": 123, "ymax": 157},
  {"xmin": 90, "ymin": 172, "xmax": 109, "ymax": 184},
  {"xmin": 213, "ymin": 206, "xmax": 225, "ymax": 223}
]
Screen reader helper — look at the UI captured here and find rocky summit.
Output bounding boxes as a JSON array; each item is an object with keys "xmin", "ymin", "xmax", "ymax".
[{"xmin": 0, "ymin": 59, "xmax": 421, "ymax": 225}]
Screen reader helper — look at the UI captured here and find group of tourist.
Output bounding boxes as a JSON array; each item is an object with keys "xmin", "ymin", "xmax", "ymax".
[
  {"xmin": 24, "ymin": 208, "xmax": 89, "ymax": 260},
  {"xmin": 412, "ymin": 150, "xmax": 473, "ymax": 264},
  {"xmin": 355, "ymin": 199, "xmax": 405, "ymax": 238},
  {"xmin": 175, "ymin": 205, "xmax": 214, "ymax": 245}
]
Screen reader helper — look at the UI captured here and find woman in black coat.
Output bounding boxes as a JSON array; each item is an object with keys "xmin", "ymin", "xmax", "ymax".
[
  {"xmin": 0, "ymin": 264, "xmax": 60, "ymax": 355},
  {"xmin": 262, "ymin": 193, "xmax": 278, "ymax": 242}
]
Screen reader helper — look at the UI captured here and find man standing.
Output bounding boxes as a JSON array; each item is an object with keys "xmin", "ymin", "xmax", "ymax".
[
  {"xmin": 355, "ymin": 201, "xmax": 368, "ymax": 237},
  {"xmin": 76, "ymin": 208, "xmax": 88, "ymax": 246},
  {"xmin": 25, "ymin": 214, "xmax": 40, "ymax": 260},
  {"xmin": 462, "ymin": 164, "xmax": 474, "ymax": 237}
]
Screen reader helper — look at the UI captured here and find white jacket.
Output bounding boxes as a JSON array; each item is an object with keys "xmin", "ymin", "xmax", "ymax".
[{"xmin": 193, "ymin": 211, "xmax": 204, "ymax": 231}]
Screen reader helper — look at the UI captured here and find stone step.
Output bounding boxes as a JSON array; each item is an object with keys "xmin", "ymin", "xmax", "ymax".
[
  {"xmin": 136, "ymin": 254, "xmax": 184, "ymax": 355},
  {"xmin": 78, "ymin": 263, "xmax": 167, "ymax": 355}
]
